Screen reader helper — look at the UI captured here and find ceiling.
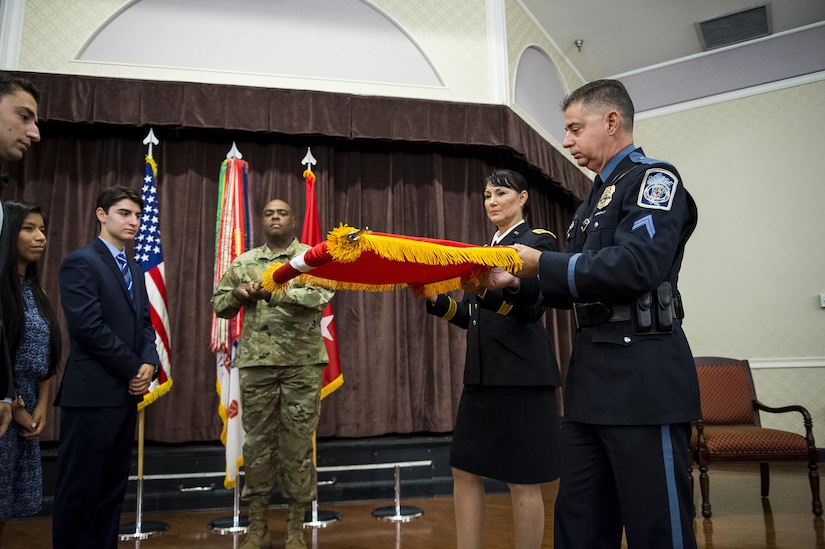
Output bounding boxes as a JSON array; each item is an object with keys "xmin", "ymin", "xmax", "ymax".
[{"xmin": 521, "ymin": 0, "xmax": 825, "ymax": 82}]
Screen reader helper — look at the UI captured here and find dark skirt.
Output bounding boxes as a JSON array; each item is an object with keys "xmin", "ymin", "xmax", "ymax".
[{"xmin": 449, "ymin": 384, "xmax": 560, "ymax": 484}]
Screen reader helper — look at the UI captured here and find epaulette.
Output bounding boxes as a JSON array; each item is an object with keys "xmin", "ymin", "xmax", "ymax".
[
  {"xmin": 532, "ymin": 228, "xmax": 557, "ymax": 238},
  {"xmin": 629, "ymin": 150, "xmax": 673, "ymax": 168}
]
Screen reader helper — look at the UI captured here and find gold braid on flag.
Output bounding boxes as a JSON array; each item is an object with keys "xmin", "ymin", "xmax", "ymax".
[{"xmin": 261, "ymin": 224, "xmax": 523, "ymax": 297}]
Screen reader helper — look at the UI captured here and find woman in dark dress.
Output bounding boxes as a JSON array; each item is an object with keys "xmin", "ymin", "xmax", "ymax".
[
  {"xmin": 0, "ymin": 200, "xmax": 61, "ymax": 541},
  {"xmin": 422, "ymin": 170, "xmax": 562, "ymax": 549}
]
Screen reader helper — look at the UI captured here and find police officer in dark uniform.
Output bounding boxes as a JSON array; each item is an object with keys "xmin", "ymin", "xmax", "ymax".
[
  {"xmin": 423, "ymin": 169, "xmax": 561, "ymax": 549},
  {"xmin": 484, "ymin": 80, "xmax": 700, "ymax": 549}
]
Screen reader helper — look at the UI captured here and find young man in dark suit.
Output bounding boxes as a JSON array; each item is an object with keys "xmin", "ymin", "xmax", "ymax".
[{"xmin": 53, "ymin": 185, "xmax": 160, "ymax": 549}]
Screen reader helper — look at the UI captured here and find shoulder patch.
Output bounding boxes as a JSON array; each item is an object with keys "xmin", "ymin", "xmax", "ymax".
[
  {"xmin": 532, "ymin": 228, "xmax": 557, "ymax": 238},
  {"xmin": 637, "ymin": 169, "xmax": 679, "ymax": 211}
]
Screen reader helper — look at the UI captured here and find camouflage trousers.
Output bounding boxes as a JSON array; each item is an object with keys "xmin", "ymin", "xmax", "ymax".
[{"xmin": 239, "ymin": 364, "xmax": 324, "ymax": 503}]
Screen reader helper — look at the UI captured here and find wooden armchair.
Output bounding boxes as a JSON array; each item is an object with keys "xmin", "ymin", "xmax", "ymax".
[{"xmin": 689, "ymin": 356, "xmax": 822, "ymax": 518}]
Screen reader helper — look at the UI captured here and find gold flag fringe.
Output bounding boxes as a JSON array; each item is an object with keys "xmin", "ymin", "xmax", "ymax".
[
  {"xmin": 325, "ymin": 224, "xmax": 523, "ymax": 272},
  {"xmin": 261, "ymin": 225, "xmax": 522, "ymax": 297},
  {"xmin": 263, "ymin": 271, "xmax": 475, "ymax": 298}
]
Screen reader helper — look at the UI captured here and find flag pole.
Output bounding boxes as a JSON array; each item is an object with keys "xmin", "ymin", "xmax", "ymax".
[
  {"xmin": 208, "ymin": 142, "xmax": 250, "ymax": 536},
  {"xmin": 119, "ymin": 128, "xmax": 169, "ymax": 540},
  {"xmin": 119, "ymin": 409, "xmax": 167, "ymax": 540},
  {"xmin": 300, "ymin": 148, "xmax": 342, "ymax": 528}
]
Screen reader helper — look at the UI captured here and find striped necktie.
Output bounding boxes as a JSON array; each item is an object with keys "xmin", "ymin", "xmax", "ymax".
[{"xmin": 116, "ymin": 252, "xmax": 133, "ymax": 297}]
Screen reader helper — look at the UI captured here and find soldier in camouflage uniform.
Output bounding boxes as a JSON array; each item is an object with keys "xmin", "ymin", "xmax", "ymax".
[{"xmin": 211, "ymin": 199, "xmax": 334, "ymax": 549}]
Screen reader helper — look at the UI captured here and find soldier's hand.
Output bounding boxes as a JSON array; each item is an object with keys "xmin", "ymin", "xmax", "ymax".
[
  {"xmin": 232, "ymin": 283, "xmax": 255, "ymax": 305},
  {"xmin": 247, "ymin": 281, "xmax": 272, "ymax": 302}
]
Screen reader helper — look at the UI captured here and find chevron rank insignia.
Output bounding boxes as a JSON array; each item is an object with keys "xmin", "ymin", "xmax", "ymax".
[{"xmin": 637, "ymin": 169, "xmax": 678, "ymax": 211}]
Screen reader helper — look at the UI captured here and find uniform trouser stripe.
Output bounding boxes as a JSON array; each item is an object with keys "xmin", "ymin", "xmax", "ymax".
[{"xmin": 661, "ymin": 424, "xmax": 684, "ymax": 549}]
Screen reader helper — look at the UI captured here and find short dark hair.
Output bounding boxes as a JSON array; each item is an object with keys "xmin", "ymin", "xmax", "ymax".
[
  {"xmin": 560, "ymin": 79, "xmax": 635, "ymax": 132},
  {"xmin": 0, "ymin": 71, "xmax": 40, "ymax": 103},
  {"xmin": 96, "ymin": 185, "xmax": 143, "ymax": 212},
  {"xmin": 484, "ymin": 169, "xmax": 530, "ymax": 217}
]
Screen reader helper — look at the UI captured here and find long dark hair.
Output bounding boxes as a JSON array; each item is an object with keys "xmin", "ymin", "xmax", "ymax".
[{"xmin": 0, "ymin": 200, "xmax": 61, "ymax": 379}]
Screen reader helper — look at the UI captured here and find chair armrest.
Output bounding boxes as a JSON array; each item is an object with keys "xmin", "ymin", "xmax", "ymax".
[
  {"xmin": 753, "ymin": 399, "xmax": 812, "ymax": 422},
  {"xmin": 753, "ymin": 399, "xmax": 816, "ymax": 449}
]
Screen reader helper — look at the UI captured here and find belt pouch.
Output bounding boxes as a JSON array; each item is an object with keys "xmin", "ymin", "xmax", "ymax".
[
  {"xmin": 655, "ymin": 282, "xmax": 674, "ymax": 332},
  {"xmin": 633, "ymin": 292, "xmax": 653, "ymax": 333}
]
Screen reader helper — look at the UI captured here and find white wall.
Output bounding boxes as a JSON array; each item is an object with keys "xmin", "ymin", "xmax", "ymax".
[
  {"xmin": 14, "ymin": 0, "xmax": 497, "ymax": 103},
  {"xmin": 634, "ymin": 79, "xmax": 825, "ymax": 441}
]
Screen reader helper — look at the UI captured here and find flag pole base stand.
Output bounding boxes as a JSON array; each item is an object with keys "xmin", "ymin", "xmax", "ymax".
[
  {"xmin": 303, "ymin": 510, "xmax": 342, "ymax": 528},
  {"xmin": 118, "ymin": 521, "xmax": 169, "ymax": 540},
  {"xmin": 371, "ymin": 505, "xmax": 424, "ymax": 523},
  {"xmin": 208, "ymin": 515, "xmax": 249, "ymax": 534}
]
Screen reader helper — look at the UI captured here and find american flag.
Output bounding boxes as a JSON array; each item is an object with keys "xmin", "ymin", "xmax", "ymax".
[{"xmin": 136, "ymin": 155, "xmax": 173, "ymax": 409}]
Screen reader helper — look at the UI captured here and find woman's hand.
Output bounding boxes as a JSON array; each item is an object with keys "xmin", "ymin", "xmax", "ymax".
[
  {"xmin": 460, "ymin": 278, "xmax": 484, "ymax": 294},
  {"xmin": 409, "ymin": 284, "xmax": 438, "ymax": 302},
  {"xmin": 481, "ymin": 267, "xmax": 519, "ymax": 290},
  {"xmin": 13, "ymin": 405, "xmax": 43, "ymax": 440}
]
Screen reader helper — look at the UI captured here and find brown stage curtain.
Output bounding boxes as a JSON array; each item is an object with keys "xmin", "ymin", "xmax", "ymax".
[{"xmin": 6, "ymin": 73, "xmax": 586, "ymax": 443}]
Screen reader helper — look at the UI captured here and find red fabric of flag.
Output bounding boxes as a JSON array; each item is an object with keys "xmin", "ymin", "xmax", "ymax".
[{"xmin": 301, "ymin": 169, "xmax": 343, "ymax": 399}]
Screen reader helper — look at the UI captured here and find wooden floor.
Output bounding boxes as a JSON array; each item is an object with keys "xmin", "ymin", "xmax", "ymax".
[{"xmin": 3, "ymin": 463, "xmax": 823, "ymax": 548}]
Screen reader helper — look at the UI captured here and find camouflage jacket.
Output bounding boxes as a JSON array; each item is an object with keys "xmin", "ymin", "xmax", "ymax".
[{"xmin": 211, "ymin": 239, "xmax": 334, "ymax": 367}]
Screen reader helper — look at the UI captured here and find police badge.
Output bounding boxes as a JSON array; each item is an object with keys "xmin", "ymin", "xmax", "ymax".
[{"xmin": 596, "ymin": 185, "xmax": 615, "ymax": 209}]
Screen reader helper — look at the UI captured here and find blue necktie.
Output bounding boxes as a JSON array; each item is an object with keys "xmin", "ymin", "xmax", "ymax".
[{"xmin": 116, "ymin": 252, "xmax": 133, "ymax": 298}]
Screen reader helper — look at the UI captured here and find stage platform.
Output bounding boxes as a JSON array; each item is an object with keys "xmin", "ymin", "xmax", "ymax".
[{"xmin": 36, "ymin": 433, "xmax": 509, "ymax": 516}]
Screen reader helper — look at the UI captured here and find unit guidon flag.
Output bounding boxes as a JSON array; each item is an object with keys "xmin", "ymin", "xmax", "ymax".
[{"xmin": 261, "ymin": 224, "xmax": 522, "ymax": 297}]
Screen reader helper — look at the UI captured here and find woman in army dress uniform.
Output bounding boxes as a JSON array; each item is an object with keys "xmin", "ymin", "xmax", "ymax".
[{"xmin": 422, "ymin": 169, "xmax": 561, "ymax": 549}]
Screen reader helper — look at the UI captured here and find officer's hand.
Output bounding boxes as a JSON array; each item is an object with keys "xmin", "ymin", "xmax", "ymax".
[{"xmin": 513, "ymin": 244, "xmax": 541, "ymax": 277}]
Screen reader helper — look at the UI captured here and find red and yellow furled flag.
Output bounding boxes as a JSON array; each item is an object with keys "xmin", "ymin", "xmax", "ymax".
[
  {"xmin": 262, "ymin": 225, "xmax": 522, "ymax": 297},
  {"xmin": 301, "ymin": 168, "xmax": 343, "ymax": 398}
]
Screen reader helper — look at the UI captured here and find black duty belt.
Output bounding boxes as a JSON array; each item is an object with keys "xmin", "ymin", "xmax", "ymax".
[{"xmin": 573, "ymin": 302, "xmax": 632, "ymax": 328}]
